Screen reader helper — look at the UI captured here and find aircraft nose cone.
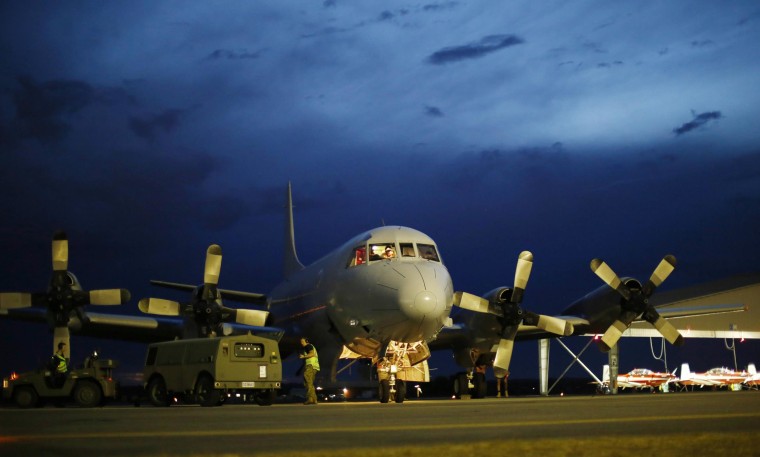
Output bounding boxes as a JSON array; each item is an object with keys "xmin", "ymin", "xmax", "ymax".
[{"xmin": 414, "ymin": 290, "xmax": 438, "ymax": 314}]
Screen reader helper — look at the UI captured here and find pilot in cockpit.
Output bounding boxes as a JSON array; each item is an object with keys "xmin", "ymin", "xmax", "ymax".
[{"xmin": 382, "ymin": 246, "xmax": 396, "ymax": 259}]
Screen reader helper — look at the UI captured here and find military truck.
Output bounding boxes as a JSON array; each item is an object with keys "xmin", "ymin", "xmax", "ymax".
[
  {"xmin": 2, "ymin": 357, "xmax": 119, "ymax": 408},
  {"xmin": 143, "ymin": 333, "xmax": 282, "ymax": 407}
]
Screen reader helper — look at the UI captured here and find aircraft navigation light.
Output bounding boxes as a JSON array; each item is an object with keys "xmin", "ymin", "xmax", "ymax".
[{"xmin": 349, "ymin": 318, "xmax": 359, "ymax": 326}]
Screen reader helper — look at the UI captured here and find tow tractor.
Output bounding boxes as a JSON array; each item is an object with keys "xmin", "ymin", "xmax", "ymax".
[{"xmin": 2, "ymin": 353, "xmax": 119, "ymax": 408}]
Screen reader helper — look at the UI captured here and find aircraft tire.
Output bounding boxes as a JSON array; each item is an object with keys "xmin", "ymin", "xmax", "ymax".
[
  {"xmin": 73, "ymin": 380, "xmax": 103, "ymax": 408},
  {"xmin": 196, "ymin": 375, "xmax": 221, "ymax": 407},
  {"xmin": 472, "ymin": 372, "xmax": 487, "ymax": 398},
  {"xmin": 379, "ymin": 380, "xmax": 390, "ymax": 403},
  {"xmin": 453, "ymin": 373, "xmax": 469, "ymax": 398},
  {"xmin": 147, "ymin": 376, "xmax": 171, "ymax": 407},
  {"xmin": 13, "ymin": 386, "xmax": 39, "ymax": 409},
  {"xmin": 394, "ymin": 380, "xmax": 406, "ymax": 403}
]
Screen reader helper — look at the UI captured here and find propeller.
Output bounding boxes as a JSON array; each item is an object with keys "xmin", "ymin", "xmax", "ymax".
[
  {"xmin": 0, "ymin": 231, "xmax": 131, "ymax": 357},
  {"xmin": 591, "ymin": 255, "xmax": 683, "ymax": 352},
  {"xmin": 453, "ymin": 251, "xmax": 574, "ymax": 378},
  {"xmin": 138, "ymin": 244, "xmax": 268, "ymax": 338}
]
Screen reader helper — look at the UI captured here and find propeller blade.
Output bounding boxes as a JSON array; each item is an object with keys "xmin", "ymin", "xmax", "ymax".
[
  {"xmin": 536, "ymin": 314, "xmax": 574, "ymax": 336},
  {"xmin": 493, "ymin": 338, "xmax": 515, "ymax": 378},
  {"xmin": 89, "ymin": 289, "xmax": 131, "ymax": 305},
  {"xmin": 652, "ymin": 315, "xmax": 684, "ymax": 346},
  {"xmin": 452, "ymin": 291, "xmax": 491, "ymax": 314},
  {"xmin": 599, "ymin": 320, "xmax": 627, "ymax": 352},
  {"xmin": 204, "ymin": 244, "xmax": 222, "ymax": 285},
  {"xmin": 590, "ymin": 258, "xmax": 630, "ymax": 301},
  {"xmin": 234, "ymin": 308, "xmax": 269, "ymax": 327},
  {"xmin": 511, "ymin": 251, "xmax": 533, "ymax": 304},
  {"xmin": 52, "ymin": 231, "xmax": 69, "ymax": 272},
  {"xmin": 0, "ymin": 292, "xmax": 33, "ymax": 309},
  {"xmin": 138, "ymin": 297, "xmax": 181, "ymax": 316},
  {"xmin": 643, "ymin": 255, "xmax": 677, "ymax": 296}
]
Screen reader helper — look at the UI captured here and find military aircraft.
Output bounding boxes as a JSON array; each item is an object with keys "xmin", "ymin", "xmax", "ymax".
[
  {"xmin": 0, "ymin": 185, "xmax": 754, "ymax": 401},
  {"xmin": 597, "ymin": 365, "xmax": 677, "ymax": 391},
  {"xmin": 678, "ymin": 363, "xmax": 751, "ymax": 389},
  {"xmin": 0, "ymin": 185, "xmax": 460, "ymax": 401},
  {"xmin": 0, "ymin": 231, "xmax": 131, "ymax": 359}
]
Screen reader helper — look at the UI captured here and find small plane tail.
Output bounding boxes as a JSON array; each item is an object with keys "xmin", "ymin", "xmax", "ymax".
[
  {"xmin": 283, "ymin": 182, "xmax": 305, "ymax": 279},
  {"xmin": 680, "ymin": 363, "xmax": 693, "ymax": 380},
  {"xmin": 602, "ymin": 364, "xmax": 610, "ymax": 383},
  {"xmin": 748, "ymin": 363, "xmax": 757, "ymax": 375}
]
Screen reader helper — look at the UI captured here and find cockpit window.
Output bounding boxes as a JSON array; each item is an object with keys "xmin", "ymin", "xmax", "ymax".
[
  {"xmin": 347, "ymin": 246, "xmax": 366, "ymax": 267},
  {"xmin": 369, "ymin": 243, "xmax": 396, "ymax": 261},
  {"xmin": 418, "ymin": 244, "xmax": 440, "ymax": 262},
  {"xmin": 400, "ymin": 243, "xmax": 415, "ymax": 257}
]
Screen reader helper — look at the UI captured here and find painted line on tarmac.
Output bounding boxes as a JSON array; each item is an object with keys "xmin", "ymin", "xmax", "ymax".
[{"xmin": 2, "ymin": 412, "xmax": 759, "ymax": 443}]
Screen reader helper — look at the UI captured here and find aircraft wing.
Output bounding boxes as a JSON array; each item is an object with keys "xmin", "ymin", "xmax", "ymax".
[
  {"xmin": 151, "ymin": 280, "xmax": 268, "ymax": 305},
  {"xmin": 1, "ymin": 307, "xmax": 283, "ymax": 343}
]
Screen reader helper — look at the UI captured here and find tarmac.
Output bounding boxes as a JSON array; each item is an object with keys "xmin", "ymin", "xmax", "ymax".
[{"xmin": 1, "ymin": 390, "xmax": 758, "ymax": 457}]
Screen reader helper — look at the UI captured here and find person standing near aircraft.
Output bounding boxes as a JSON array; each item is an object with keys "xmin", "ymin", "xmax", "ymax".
[
  {"xmin": 51, "ymin": 342, "xmax": 68, "ymax": 387},
  {"xmin": 299, "ymin": 337, "xmax": 320, "ymax": 405}
]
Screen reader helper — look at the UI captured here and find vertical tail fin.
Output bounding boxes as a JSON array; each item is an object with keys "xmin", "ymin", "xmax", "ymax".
[
  {"xmin": 748, "ymin": 363, "xmax": 757, "ymax": 375},
  {"xmin": 283, "ymin": 182, "xmax": 304, "ymax": 279},
  {"xmin": 602, "ymin": 364, "xmax": 610, "ymax": 383},
  {"xmin": 680, "ymin": 363, "xmax": 692, "ymax": 380}
]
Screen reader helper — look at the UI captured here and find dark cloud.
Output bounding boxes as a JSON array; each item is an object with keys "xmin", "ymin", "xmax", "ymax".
[
  {"xmin": 691, "ymin": 40, "xmax": 714, "ymax": 48},
  {"xmin": 424, "ymin": 105, "xmax": 444, "ymax": 117},
  {"xmin": 423, "ymin": 2, "xmax": 459, "ymax": 12},
  {"xmin": 128, "ymin": 109, "xmax": 187, "ymax": 141},
  {"xmin": 672, "ymin": 111, "xmax": 723, "ymax": 136},
  {"xmin": 426, "ymin": 34, "xmax": 525, "ymax": 65},
  {"xmin": 206, "ymin": 49, "xmax": 262, "ymax": 61},
  {"xmin": 6, "ymin": 76, "xmax": 97, "ymax": 143}
]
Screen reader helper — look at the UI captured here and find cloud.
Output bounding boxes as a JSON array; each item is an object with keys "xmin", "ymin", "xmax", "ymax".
[
  {"xmin": 205, "ymin": 49, "xmax": 262, "ymax": 61},
  {"xmin": 7, "ymin": 76, "xmax": 98, "ymax": 143},
  {"xmin": 424, "ymin": 105, "xmax": 444, "ymax": 117},
  {"xmin": 672, "ymin": 111, "xmax": 723, "ymax": 136},
  {"xmin": 426, "ymin": 34, "xmax": 525, "ymax": 65},
  {"xmin": 128, "ymin": 109, "xmax": 187, "ymax": 141}
]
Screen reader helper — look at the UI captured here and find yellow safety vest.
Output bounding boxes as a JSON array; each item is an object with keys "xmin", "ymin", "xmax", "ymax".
[
  {"xmin": 54, "ymin": 353, "xmax": 68, "ymax": 373},
  {"xmin": 305, "ymin": 345, "xmax": 320, "ymax": 371}
]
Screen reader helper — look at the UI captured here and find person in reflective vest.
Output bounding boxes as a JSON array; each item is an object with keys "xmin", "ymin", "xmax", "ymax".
[
  {"xmin": 52, "ymin": 341, "xmax": 68, "ymax": 387},
  {"xmin": 299, "ymin": 337, "xmax": 320, "ymax": 405}
]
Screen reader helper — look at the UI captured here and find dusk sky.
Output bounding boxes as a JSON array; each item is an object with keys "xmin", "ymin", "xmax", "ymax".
[{"xmin": 1, "ymin": 1, "xmax": 759, "ymax": 383}]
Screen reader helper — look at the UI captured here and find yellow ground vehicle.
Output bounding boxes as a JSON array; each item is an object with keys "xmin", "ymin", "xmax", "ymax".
[{"xmin": 143, "ymin": 333, "xmax": 281, "ymax": 407}]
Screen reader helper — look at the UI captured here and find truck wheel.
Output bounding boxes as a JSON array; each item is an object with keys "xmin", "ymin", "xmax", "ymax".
[
  {"xmin": 73, "ymin": 380, "xmax": 103, "ymax": 408},
  {"xmin": 195, "ymin": 375, "xmax": 221, "ymax": 407},
  {"xmin": 254, "ymin": 389, "xmax": 275, "ymax": 406},
  {"xmin": 378, "ymin": 379, "xmax": 390, "ymax": 403},
  {"xmin": 13, "ymin": 386, "xmax": 39, "ymax": 409},
  {"xmin": 394, "ymin": 380, "xmax": 406, "ymax": 403},
  {"xmin": 147, "ymin": 377, "xmax": 171, "ymax": 407}
]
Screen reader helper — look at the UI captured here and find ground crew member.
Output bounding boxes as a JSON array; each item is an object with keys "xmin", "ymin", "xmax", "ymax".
[
  {"xmin": 299, "ymin": 337, "xmax": 319, "ymax": 405},
  {"xmin": 52, "ymin": 342, "xmax": 68, "ymax": 387}
]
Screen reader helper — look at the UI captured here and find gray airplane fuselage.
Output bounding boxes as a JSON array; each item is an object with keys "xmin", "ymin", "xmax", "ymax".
[{"xmin": 268, "ymin": 225, "xmax": 454, "ymax": 376}]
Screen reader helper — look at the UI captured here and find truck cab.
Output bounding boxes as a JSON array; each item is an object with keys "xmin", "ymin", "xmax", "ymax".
[{"xmin": 143, "ymin": 333, "xmax": 282, "ymax": 407}]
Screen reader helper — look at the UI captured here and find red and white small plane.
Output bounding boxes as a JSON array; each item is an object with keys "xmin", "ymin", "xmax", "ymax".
[
  {"xmin": 678, "ymin": 363, "xmax": 750, "ymax": 389},
  {"xmin": 600, "ymin": 365, "xmax": 677, "ymax": 390},
  {"xmin": 742, "ymin": 363, "xmax": 759, "ymax": 389}
]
